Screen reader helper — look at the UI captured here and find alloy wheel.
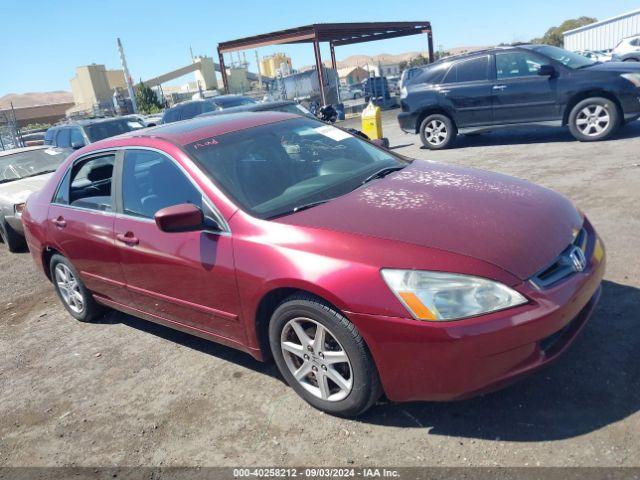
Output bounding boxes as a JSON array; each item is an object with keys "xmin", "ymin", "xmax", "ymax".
[
  {"xmin": 54, "ymin": 263, "xmax": 84, "ymax": 314},
  {"xmin": 280, "ymin": 317, "xmax": 353, "ymax": 402},
  {"xmin": 576, "ymin": 104, "xmax": 610, "ymax": 137},
  {"xmin": 424, "ymin": 119, "xmax": 448, "ymax": 146}
]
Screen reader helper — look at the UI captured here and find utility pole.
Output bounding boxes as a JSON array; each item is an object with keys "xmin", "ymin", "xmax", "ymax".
[
  {"xmin": 254, "ymin": 50, "xmax": 263, "ymax": 92},
  {"xmin": 117, "ymin": 37, "xmax": 138, "ymax": 114}
]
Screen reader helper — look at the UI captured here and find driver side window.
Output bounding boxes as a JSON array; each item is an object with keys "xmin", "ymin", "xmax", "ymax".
[
  {"xmin": 121, "ymin": 149, "xmax": 202, "ymax": 219},
  {"xmin": 496, "ymin": 52, "xmax": 543, "ymax": 79}
]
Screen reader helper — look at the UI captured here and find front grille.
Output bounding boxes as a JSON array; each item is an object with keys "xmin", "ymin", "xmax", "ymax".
[{"xmin": 530, "ymin": 228, "xmax": 588, "ymax": 289}]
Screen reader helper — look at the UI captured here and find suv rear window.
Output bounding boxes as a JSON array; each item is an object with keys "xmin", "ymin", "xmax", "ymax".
[{"xmin": 443, "ymin": 56, "xmax": 490, "ymax": 83}]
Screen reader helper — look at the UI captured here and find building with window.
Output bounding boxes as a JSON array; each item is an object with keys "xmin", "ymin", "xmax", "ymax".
[
  {"xmin": 337, "ymin": 66, "xmax": 369, "ymax": 86},
  {"xmin": 68, "ymin": 64, "xmax": 127, "ymax": 116},
  {"xmin": 563, "ymin": 8, "xmax": 640, "ymax": 51}
]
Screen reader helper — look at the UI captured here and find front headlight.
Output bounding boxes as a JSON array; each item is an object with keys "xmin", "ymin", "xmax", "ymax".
[
  {"xmin": 621, "ymin": 73, "xmax": 640, "ymax": 87},
  {"xmin": 14, "ymin": 202, "xmax": 26, "ymax": 215},
  {"xmin": 381, "ymin": 269, "xmax": 527, "ymax": 321},
  {"xmin": 400, "ymin": 86, "xmax": 408, "ymax": 99}
]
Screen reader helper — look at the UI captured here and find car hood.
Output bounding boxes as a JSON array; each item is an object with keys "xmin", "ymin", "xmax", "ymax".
[
  {"xmin": 277, "ymin": 160, "xmax": 583, "ymax": 280},
  {"xmin": 0, "ymin": 172, "xmax": 55, "ymax": 205},
  {"xmin": 584, "ymin": 61, "xmax": 640, "ymax": 73}
]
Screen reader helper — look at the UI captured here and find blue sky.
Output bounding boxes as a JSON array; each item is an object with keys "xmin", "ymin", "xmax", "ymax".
[{"xmin": 1, "ymin": 0, "xmax": 637, "ymax": 95}]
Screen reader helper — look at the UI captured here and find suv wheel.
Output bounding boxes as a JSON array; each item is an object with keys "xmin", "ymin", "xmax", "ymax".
[
  {"xmin": 0, "ymin": 218, "xmax": 26, "ymax": 253},
  {"xmin": 568, "ymin": 97, "xmax": 619, "ymax": 142},
  {"xmin": 419, "ymin": 114, "xmax": 457, "ymax": 150},
  {"xmin": 50, "ymin": 254, "xmax": 104, "ymax": 322},
  {"xmin": 269, "ymin": 293, "xmax": 381, "ymax": 417}
]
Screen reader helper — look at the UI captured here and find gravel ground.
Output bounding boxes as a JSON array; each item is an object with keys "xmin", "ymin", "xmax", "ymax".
[{"xmin": 1, "ymin": 112, "xmax": 639, "ymax": 467}]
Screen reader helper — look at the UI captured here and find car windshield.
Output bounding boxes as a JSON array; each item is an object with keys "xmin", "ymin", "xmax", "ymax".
[
  {"xmin": 84, "ymin": 118, "xmax": 145, "ymax": 142},
  {"xmin": 530, "ymin": 45, "xmax": 597, "ymax": 69},
  {"xmin": 0, "ymin": 148, "xmax": 68, "ymax": 183},
  {"xmin": 186, "ymin": 117, "xmax": 408, "ymax": 219}
]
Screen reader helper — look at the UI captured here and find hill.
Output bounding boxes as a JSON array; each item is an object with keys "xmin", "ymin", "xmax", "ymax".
[{"xmin": 0, "ymin": 91, "xmax": 73, "ymax": 109}]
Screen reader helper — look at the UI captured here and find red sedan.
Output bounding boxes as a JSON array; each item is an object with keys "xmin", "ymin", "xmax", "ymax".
[{"xmin": 21, "ymin": 112, "xmax": 605, "ymax": 417}]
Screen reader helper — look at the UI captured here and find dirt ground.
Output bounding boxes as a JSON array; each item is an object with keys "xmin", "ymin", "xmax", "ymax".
[{"xmin": 1, "ymin": 112, "xmax": 639, "ymax": 467}]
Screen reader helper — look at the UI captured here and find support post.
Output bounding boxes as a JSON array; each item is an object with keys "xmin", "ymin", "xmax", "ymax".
[
  {"xmin": 427, "ymin": 28, "xmax": 435, "ymax": 63},
  {"xmin": 313, "ymin": 39, "xmax": 327, "ymax": 106},
  {"xmin": 218, "ymin": 48, "xmax": 229, "ymax": 93}
]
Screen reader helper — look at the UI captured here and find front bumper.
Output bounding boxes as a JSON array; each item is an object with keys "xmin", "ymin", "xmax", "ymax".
[{"xmin": 347, "ymin": 235, "xmax": 606, "ymax": 403}]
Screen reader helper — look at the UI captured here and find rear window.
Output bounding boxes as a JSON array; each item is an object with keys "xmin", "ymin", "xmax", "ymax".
[
  {"xmin": 56, "ymin": 128, "xmax": 71, "ymax": 148},
  {"xmin": 443, "ymin": 56, "xmax": 490, "ymax": 83},
  {"xmin": 84, "ymin": 119, "xmax": 144, "ymax": 142},
  {"xmin": 411, "ymin": 64, "xmax": 447, "ymax": 85}
]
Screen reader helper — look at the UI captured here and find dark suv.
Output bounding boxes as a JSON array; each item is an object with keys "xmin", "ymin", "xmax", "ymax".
[
  {"xmin": 44, "ymin": 117, "xmax": 145, "ymax": 150},
  {"xmin": 398, "ymin": 44, "xmax": 640, "ymax": 149}
]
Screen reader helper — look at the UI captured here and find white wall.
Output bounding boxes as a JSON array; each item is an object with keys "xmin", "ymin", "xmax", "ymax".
[{"xmin": 564, "ymin": 9, "xmax": 640, "ymax": 51}]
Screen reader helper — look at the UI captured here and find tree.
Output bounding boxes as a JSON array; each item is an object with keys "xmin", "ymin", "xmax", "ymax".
[
  {"xmin": 531, "ymin": 17, "xmax": 597, "ymax": 47},
  {"xmin": 135, "ymin": 81, "xmax": 162, "ymax": 114}
]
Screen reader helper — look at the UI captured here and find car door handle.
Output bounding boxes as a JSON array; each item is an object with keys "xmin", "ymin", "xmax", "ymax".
[
  {"xmin": 52, "ymin": 216, "xmax": 66, "ymax": 228},
  {"xmin": 492, "ymin": 84, "xmax": 507, "ymax": 91},
  {"xmin": 116, "ymin": 232, "xmax": 139, "ymax": 246}
]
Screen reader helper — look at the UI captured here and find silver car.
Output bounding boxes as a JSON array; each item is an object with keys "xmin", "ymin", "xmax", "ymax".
[{"xmin": 0, "ymin": 146, "xmax": 69, "ymax": 252}]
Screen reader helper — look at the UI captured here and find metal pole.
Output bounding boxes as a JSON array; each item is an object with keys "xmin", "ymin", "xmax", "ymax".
[
  {"xmin": 218, "ymin": 48, "xmax": 229, "ymax": 94},
  {"xmin": 427, "ymin": 28, "xmax": 435, "ymax": 63},
  {"xmin": 313, "ymin": 39, "xmax": 327, "ymax": 106},
  {"xmin": 117, "ymin": 38, "xmax": 137, "ymax": 113},
  {"xmin": 255, "ymin": 50, "xmax": 263, "ymax": 92}
]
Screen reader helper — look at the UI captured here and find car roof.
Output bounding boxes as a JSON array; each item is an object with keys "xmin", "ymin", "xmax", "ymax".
[
  {"xmin": 106, "ymin": 111, "xmax": 300, "ymax": 146},
  {"xmin": 0, "ymin": 145, "xmax": 49, "ymax": 157},
  {"xmin": 434, "ymin": 44, "xmax": 536, "ymax": 64},
  {"xmin": 50, "ymin": 117, "xmax": 136, "ymax": 128}
]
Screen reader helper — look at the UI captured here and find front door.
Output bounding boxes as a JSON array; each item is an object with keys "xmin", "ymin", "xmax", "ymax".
[
  {"xmin": 438, "ymin": 55, "xmax": 493, "ymax": 127},
  {"xmin": 48, "ymin": 152, "xmax": 129, "ymax": 302},
  {"xmin": 492, "ymin": 51, "xmax": 559, "ymax": 124},
  {"xmin": 113, "ymin": 149, "xmax": 244, "ymax": 342}
]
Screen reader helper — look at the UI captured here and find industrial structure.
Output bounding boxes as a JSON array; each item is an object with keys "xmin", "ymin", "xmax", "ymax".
[
  {"xmin": 67, "ymin": 64, "xmax": 127, "ymax": 117},
  {"xmin": 218, "ymin": 22, "xmax": 434, "ymax": 105},
  {"xmin": 563, "ymin": 8, "xmax": 640, "ymax": 51},
  {"xmin": 259, "ymin": 53, "xmax": 293, "ymax": 77}
]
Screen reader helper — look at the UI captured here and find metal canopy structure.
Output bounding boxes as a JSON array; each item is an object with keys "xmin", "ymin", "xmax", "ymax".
[{"xmin": 217, "ymin": 22, "xmax": 434, "ymax": 104}]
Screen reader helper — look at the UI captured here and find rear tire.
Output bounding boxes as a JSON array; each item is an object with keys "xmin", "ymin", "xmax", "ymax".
[
  {"xmin": 568, "ymin": 97, "xmax": 619, "ymax": 142},
  {"xmin": 0, "ymin": 218, "xmax": 27, "ymax": 253},
  {"xmin": 269, "ymin": 293, "xmax": 381, "ymax": 417},
  {"xmin": 419, "ymin": 114, "xmax": 457, "ymax": 149},
  {"xmin": 49, "ymin": 254, "xmax": 104, "ymax": 322}
]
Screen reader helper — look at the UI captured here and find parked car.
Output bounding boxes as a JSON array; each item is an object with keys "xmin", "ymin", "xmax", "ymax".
[
  {"xmin": 20, "ymin": 132, "xmax": 46, "ymax": 147},
  {"xmin": 611, "ymin": 35, "xmax": 640, "ymax": 62},
  {"xmin": 161, "ymin": 95, "xmax": 257, "ymax": 124},
  {"xmin": 44, "ymin": 117, "xmax": 146, "ymax": 150},
  {"xmin": 0, "ymin": 146, "xmax": 70, "ymax": 251},
  {"xmin": 575, "ymin": 49, "xmax": 612, "ymax": 62},
  {"xmin": 22, "ymin": 112, "xmax": 605, "ymax": 417},
  {"xmin": 398, "ymin": 66, "xmax": 423, "ymax": 94},
  {"xmin": 399, "ymin": 44, "xmax": 640, "ymax": 149},
  {"xmin": 339, "ymin": 86, "xmax": 364, "ymax": 100}
]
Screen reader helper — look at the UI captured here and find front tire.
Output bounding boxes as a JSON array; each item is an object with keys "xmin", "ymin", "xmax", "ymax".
[
  {"xmin": 568, "ymin": 97, "xmax": 619, "ymax": 142},
  {"xmin": 49, "ymin": 254, "xmax": 104, "ymax": 322},
  {"xmin": 269, "ymin": 294, "xmax": 381, "ymax": 417},
  {"xmin": 0, "ymin": 218, "xmax": 26, "ymax": 253},
  {"xmin": 419, "ymin": 114, "xmax": 457, "ymax": 149}
]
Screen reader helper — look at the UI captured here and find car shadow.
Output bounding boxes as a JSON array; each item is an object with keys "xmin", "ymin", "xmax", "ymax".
[
  {"xmin": 419, "ymin": 121, "xmax": 640, "ymax": 149},
  {"xmin": 95, "ymin": 309, "xmax": 281, "ymax": 380},
  {"xmin": 358, "ymin": 280, "xmax": 640, "ymax": 441}
]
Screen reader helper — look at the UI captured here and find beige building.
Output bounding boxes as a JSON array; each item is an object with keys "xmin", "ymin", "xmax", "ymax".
[
  {"xmin": 337, "ymin": 66, "xmax": 369, "ymax": 86},
  {"xmin": 68, "ymin": 64, "xmax": 127, "ymax": 116},
  {"xmin": 259, "ymin": 53, "xmax": 292, "ymax": 78},
  {"xmin": 227, "ymin": 67, "xmax": 251, "ymax": 94}
]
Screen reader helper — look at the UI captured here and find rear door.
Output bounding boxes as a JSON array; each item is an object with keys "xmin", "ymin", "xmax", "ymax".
[
  {"xmin": 492, "ymin": 50, "xmax": 559, "ymax": 124},
  {"xmin": 113, "ymin": 148, "xmax": 244, "ymax": 342},
  {"xmin": 438, "ymin": 56, "xmax": 493, "ymax": 127},
  {"xmin": 48, "ymin": 151, "xmax": 129, "ymax": 303}
]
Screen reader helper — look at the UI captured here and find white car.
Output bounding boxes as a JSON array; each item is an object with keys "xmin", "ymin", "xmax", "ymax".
[
  {"xmin": 339, "ymin": 86, "xmax": 363, "ymax": 100},
  {"xmin": 612, "ymin": 35, "xmax": 640, "ymax": 62},
  {"xmin": 576, "ymin": 50, "xmax": 612, "ymax": 62}
]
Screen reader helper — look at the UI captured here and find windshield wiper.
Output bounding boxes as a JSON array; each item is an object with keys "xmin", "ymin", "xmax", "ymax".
[
  {"xmin": 22, "ymin": 169, "xmax": 57, "ymax": 179},
  {"xmin": 361, "ymin": 165, "xmax": 406, "ymax": 185},
  {"xmin": 265, "ymin": 199, "xmax": 332, "ymax": 220}
]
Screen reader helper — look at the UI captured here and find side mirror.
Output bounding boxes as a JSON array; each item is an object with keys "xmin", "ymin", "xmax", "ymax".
[
  {"xmin": 71, "ymin": 141, "xmax": 85, "ymax": 149},
  {"xmin": 155, "ymin": 203, "xmax": 205, "ymax": 233},
  {"xmin": 538, "ymin": 64, "xmax": 556, "ymax": 77}
]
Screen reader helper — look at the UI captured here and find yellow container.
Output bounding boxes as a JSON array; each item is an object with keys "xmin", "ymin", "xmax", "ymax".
[{"xmin": 361, "ymin": 101, "xmax": 383, "ymax": 140}]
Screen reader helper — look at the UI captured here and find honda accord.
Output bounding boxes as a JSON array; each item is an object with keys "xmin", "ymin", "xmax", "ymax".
[{"xmin": 21, "ymin": 112, "xmax": 605, "ymax": 416}]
